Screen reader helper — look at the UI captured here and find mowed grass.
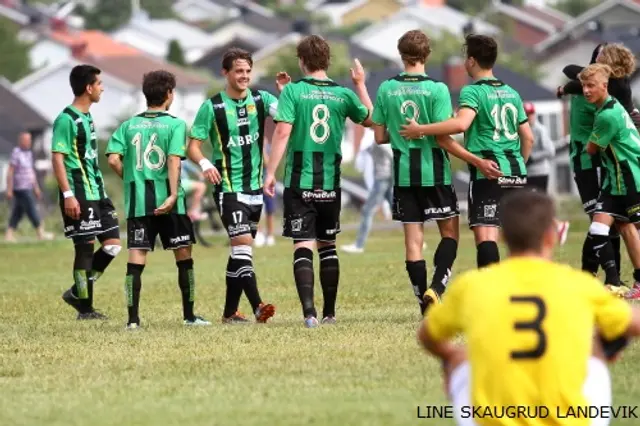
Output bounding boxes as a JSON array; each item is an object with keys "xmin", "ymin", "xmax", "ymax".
[{"xmin": 0, "ymin": 226, "xmax": 639, "ymax": 426}]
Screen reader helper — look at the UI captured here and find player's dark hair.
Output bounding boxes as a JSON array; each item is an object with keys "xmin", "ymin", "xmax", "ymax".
[
  {"xmin": 142, "ymin": 70, "xmax": 176, "ymax": 107},
  {"xmin": 69, "ymin": 65, "xmax": 101, "ymax": 97},
  {"xmin": 463, "ymin": 34, "xmax": 498, "ymax": 70},
  {"xmin": 397, "ymin": 30, "xmax": 431, "ymax": 65},
  {"xmin": 501, "ymin": 190, "xmax": 556, "ymax": 253},
  {"xmin": 222, "ymin": 48, "xmax": 253, "ymax": 72},
  {"xmin": 296, "ymin": 35, "xmax": 330, "ymax": 72}
]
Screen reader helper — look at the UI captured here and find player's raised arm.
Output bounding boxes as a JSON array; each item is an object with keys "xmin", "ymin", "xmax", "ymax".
[{"xmin": 350, "ymin": 59, "xmax": 374, "ymax": 128}]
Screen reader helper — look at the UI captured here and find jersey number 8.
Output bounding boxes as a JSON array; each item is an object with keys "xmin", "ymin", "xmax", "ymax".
[
  {"xmin": 490, "ymin": 103, "xmax": 519, "ymax": 141},
  {"xmin": 132, "ymin": 132, "xmax": 166, "ymax": 171},
  {"xmin": 310, "ymin": 104, "xmax": 330, "ymax": 144},
  {"xmin": 510, "ymin": 296, "xmax": 547, "ymax": 360}
]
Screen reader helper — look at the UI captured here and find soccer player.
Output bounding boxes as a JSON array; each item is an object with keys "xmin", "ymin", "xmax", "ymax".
[
  {"xmin": 370, "ymin": 30, "xmax": 464, "ymax": 313},
  {"xmin": 188, "ymin": 48, "xmax": 284, "ymax": 324},
  {"xmin": 417, "ymin": 189, "xmax": 640, "ymax": 426},
  {"xmin": 400, "ymin": 34, "xmax": 533, "ymax": 269},
  {"xmin": 106, "ymin": 70, "xmax": 209, "ymax": 328},
  {"xmin": 264, "ymin": 35, "xmax": 374, "ymax": 328},
  {"xmin": 52, "ymin": 65, "xmax": 122, "ymax": 320},
  {"xmin": 580, "ymin": 63, "xmax": 640, "ymax": 300}
]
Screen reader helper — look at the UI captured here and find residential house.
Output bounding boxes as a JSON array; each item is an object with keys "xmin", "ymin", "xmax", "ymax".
[
  {"xmin": 534, "ymin": 0, "xmax": 640, "ymax": 91},
  {"xmin": 172, "ymin": 0, "xmax": 238, "ymax": 24},
  {"xmin": 14, "ymin": 34, "xmax": 209, "ymax": 141},
  {"xmin": 488, "ymin": 1, "xmax": 570, "ymax": 47},
  {"xmin": 351, "ymin": 0, "xmax": 500, "ymax": 63},
  {"xmin": 308, "ymin": 0, "xmax": 404, "ymax": 27},
  {"xmin": 0, "ymin": 78, "xmax": 50, "ymax": 193}
]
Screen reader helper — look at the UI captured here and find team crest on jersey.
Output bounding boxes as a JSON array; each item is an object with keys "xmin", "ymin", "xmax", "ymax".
[
  {"xmin": 247, "ymin": 104, "xmax": 256, "ymax": 114},
  {"xmin": 238, "ymin": 108, "xmax": 247, "ymax": 117}
]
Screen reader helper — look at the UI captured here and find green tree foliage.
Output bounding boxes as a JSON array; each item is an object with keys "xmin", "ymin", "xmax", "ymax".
[
  {"xmin": 0, "ymin": 18, "xmax": 31, "ymax": 82},
  {"xmin": 265, "ymin": 42, "xmax": 353, "ymax": 81},
  {"xmin": 81, "ymin": 0, "xmax": 132, "ymax": 32},
  {"xmin": 140, "ymin": 0, "xmax": 176, "ymax": 19},
  {"xmin": 554, "ymin": 0, "xmax": 600, "ymax": 17},
  {"xmin": 166, "ymin": 40, "xmax": 186, "ymax": 66}
]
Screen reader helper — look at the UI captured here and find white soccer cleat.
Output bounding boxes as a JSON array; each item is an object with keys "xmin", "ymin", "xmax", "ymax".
[
  {"xmin": 254, "ymin": 232, "xmax": 266, "ymax": 247},
  {"xmin": 341, "ymin": 243, "xmax": 364, "ymax": 254},
  {"xmin": 266, "ymin": 235, "xmax": 275, "ymax": 246},
  {"xmin": 184, "ymin": 316, "xmax": 212, "ymax": 326}
]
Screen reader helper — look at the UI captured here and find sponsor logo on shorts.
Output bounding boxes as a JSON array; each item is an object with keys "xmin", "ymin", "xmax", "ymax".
[
  {"xmin": 498, "ymin": 176, "xmax": 527, "ymax": 187},
  {"xmin": 134, "ymin": 229, "xmax": 145, "ymax": 242},
  {"xmin": 64, "ymin": 225, "xmax": 74, "ymax": 232},
  {"xmin": 290, "ymin": 218, "xmax": 303, "ymax": 232},
  {"xmin": 302, "ymin": 190, "xmax": 337, "ymax": 201},
  {"xmin": 79, "ymin": 219, "xmax": 101, "ymax": 231},
  {"xmin": 424, "ymin": 207, "xmax": 451, "ymax": 215},
  {"xmin": 584, "ymin": 199, "xmax": 597, "ymax": 209},
  {"xmin": 325, "ymin": 228, "xmax": 339, "ymax": 235},
  {"xmin": 484, "ymin": 204, "xmax": 497, "ymax": 218},
  {"xmin": 228, "ymin": 223, "xmax": 251, "ymax": 236},
  {"xmin": 170, "ymin": 235, "xmax": 191, "ymax": 244}
]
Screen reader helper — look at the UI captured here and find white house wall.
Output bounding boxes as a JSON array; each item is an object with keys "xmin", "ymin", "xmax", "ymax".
[
  {"xmin": 29, "ymin": 40, "xmax": 70, "ymax": 70},
  {"xmin": 538, "ymin": 40, "xmax": 599, "ymax": 91}
]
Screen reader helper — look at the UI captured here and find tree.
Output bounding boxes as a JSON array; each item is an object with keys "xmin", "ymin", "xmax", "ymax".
[
  {"xmin": 264, "ymin": 42, "xmax": 353, "ymax": 81},
  {"xmin": 0, "ymin": 18, "xmax": 31, "ymax": 82},
  {"xmin": 140, "ymin": 0, "xmax": 175, "ymax": 19},
  {"xmin": 554, "ymin": 0, "xmax": 600, "ymax": 17},
  {"xmin": 81, "ymin": 0, "xmax": 132, "ymax": 32},
  {"xmin": 166, "ymin": 40, "xmax": 186, "ymax": 66}
]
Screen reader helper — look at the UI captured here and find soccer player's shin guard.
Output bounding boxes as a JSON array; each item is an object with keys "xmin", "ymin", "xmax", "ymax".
[
  {"xmin": 405, "ymin": 260, "xmax": 427, "ymax": 313},
  {"xmin": 294, "ymin": 247, "xmax": 316, "ymax": 318},
  {"xmin": 431, "ymin": 237, "xmax": 458, "ymax": 296},
  {"xmin": 582, "ymin": 234, "xmax": 600, "ymax": 275},
  {"xmin": 73, "ymin": 242, "xmax": 94, "ymax": 311},
  {"xmin": 477, "ymin": 241, "xmax": 499, "ymax": 268},
  {"xmin": 176, "ymin": 258, "xmax": 195, "ymax": 321},
  {"xmin": 224, "ymin": 247, "xmax": 250, "ymax": 318},
  {"xmin": 89, "ymin": 244, "xmax": 121, "ymax": 307},
  {"xmin": 125, "ymin": 263, "xmax": 145, "ymax": 325},
  {"xmin": 588, "ymin": 222, "xmax": 619, "ymax": 285},
  {"xmin": 319, "ymin": 245, "xmax": 339, "ymax": 318}
]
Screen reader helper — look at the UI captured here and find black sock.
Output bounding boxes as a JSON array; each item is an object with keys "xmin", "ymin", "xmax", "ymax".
[
  {"xmin": 477, "ymin": 241, "xmax": 499, "ymax": 268},
  {"xmin": 581, "ymin": 234, "xmax": 599, "ymax": 275},
  {"xmin": 610, "ymin": 231, "xmax": 621, "ymax": 276},
  {"xmin": 319, "ymin": 245, "xmax": 339, "ymax": 318},
  {"xmin": 176, "ymin": 258, "xmax": 195, "ymax": 321},
  {"xmin": 588, "ymin": 233, "xmax": 619, "ymax": 285},
  {"xmin": 231, "ymin": 246, "xmax": 263, "ymax": 313},
  {"xmin": 294, "ymin": 247, "xmax": 316, "ymax": 318},
  {"xmin": 633, "ymin": 269, "xmax": 640, "ymax": 283},
  {"xmin": 72, "ymin": 242, "xmax": 94, "ymax": 313},
  {"xmin": 406, "ymin": 260, "xmax": 428, "ymax": 314},
  {"xmin": 431, "ymin": 237, "xmax": 458, "ymax": 295},
  {"xmin": 224, "ymin": 254, "xmax": 246, "ymax": 318},
  {"xmin": 88, "ymin": 246, "xmax": 118, "ymax": 308},
  {"xmin": 125, "ymin": 263, "xmax": 144, "ymax": 324}
]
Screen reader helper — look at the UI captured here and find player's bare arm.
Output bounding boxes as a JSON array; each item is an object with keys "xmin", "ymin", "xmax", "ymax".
[
  {"xmin": 435, "ymin": 135, "xmax": 502, "ymax": 179},
  {"xmin": 350, "ymin": 59, "xmax": 374, "ymax": 127},
  {"xmin": 399, "ymin": 108, "xmax": 476, "ymax": 139},
  {"xmin": 52, "ymin": 152, "xmax": 80, "ymax": 220},
  {"xmin": 264, "ymin": 122, "xmax": 292, "ymax": 197},
  {"xmin": 187, "ymin": 138, "xmax": 221, "ymax": 185},
  {"xmin": 586, "ymin": 141, "xmax": 600, "ymax": 156},
  {"xmin": 373, "ymin": 125, "xmax": 390, "ymax": 145},
  {"xmin": 517, "ymin": 121, "xmax": 534, "ymax": 163},
  {"xmin": 107, "ymin": 153, "xmax": 124, "ymax": 178},
  {"xmin": 155, "ymin": 155, "xmax": 180, "ymax": 215}
]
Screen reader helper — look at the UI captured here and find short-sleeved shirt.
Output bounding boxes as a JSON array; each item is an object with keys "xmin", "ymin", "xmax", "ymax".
[
  {"xmin": 10, "ymin": 147, "xmax": 35, "ymax": 191},
  {"xmin": 426, "ymin": 257, "xmax": 632, "ymax": 426},
  {"xmin": 51, "ymin": 105, "xmax": 105, "ymax": 201},
  {"xmin": 275, "ymin": 77, "xmax": 369, "ymax": 191},
  {"xmin": 569, "ymin": 95, "xmax": 600, "ymax": 172},
  {"xmin": 589, "ymin": 96, "xmax": 640, "ymax": 196},
  {"xmin": 106, "ymin": 111, "xmax": 188, "ymax": 219},
  {"xmin": 458, "ymin": 78, "xmax": 528, "ymax": 180},
  {"xmin": 190, "ymin": 89, "xmax": 278, "ymax": 193},
  {"xmin": 372, "ymin": 73, "xmax": 453, "ymax": 187}
]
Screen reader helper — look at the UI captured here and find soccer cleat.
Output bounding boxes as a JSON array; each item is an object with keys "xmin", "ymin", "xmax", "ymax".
[
  {"xmin": 304, "ymin": 316, "xmax": 319, "ymax": 328},
  {"xmin": 254, "ymin": 232, "xmax": 266, "ymax": 247},
  {"xmin": 605, "ymin": 284, "xmax": 628, "ymax": 298},
  {"xmin": 423, "ymin": 288, "xmax": 442, "ymax": 313},
  {"xmin": 624, "ymin": 282, "xmax": 640, "ymax": 300},
  {"xmin": 255, "ymin": 303, "xmax": 276, "ymax": 323},
  {"xmin": 62, "ymin": 288, "xmax": 83, "ymax": 313},
  {"xmin": 266, "ymin": 236, "xmax": 275, "ymax": 246},
  {"xmin": 557, "ymin": 221, "xmax": 570, "ymax": 246},
  {"xmin": 184, "ymin": 316, "xmax": 211, "ymax": 326},
  {"xmin": 321, "ymin": 316, "xmax": 336, "ymax": 325},
  {"xmin": 126, "ymin": 322, "xmax": 140, "ymax": 330},
  {"xmin": 341, "ymin": 244, "xmax": 364, "ymax": 254},
  {"xmin": 222, "ymin": 311, "xmax": 250, "ymax": 324},
  {"xmin": 77, "ymin": 310, "xmax": 109, "ymax": 320}
]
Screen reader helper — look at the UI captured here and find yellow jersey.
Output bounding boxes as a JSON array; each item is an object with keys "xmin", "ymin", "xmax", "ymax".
[{"xmin": 426, "ymin": 257, "xmax": 632, "ymax": 426}]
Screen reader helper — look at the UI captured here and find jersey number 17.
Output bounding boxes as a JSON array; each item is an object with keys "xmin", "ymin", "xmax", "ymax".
[{"xmin": 132, "ymin": 132, "xmax": 166, "ymax": 171}]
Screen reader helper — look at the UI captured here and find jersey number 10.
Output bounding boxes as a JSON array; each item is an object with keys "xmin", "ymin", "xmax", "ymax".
[
  {"xmin": 490, "ymin": 103, "xmax": 519, "ymax": 141},
  {"xmin": 132, "ymin": 132, "xmax": 166, "ymax": 171}
]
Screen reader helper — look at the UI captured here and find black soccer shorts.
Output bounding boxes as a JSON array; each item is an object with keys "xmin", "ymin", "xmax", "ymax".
[
  {"xmin": 392, "ymin": 185, "xmax": 459, "ymax": 223},
  {"xmin": 127, "ymin": 214, "xmax": 195, "ymax": 251},
  {"xmin": 60, "ymin": 196, "xmax": 120, "ymax": 244},
  {"xmin": 467, "ymin": 176, "xmax": 527, "ymax": 228},
  {"xmin": 574, "ymin": 168, "xmax": 602, "ymax": 215},
  {"xmin": 282, "ymin": 188, "xmax": 341, "ymax": 242},
  {"xmin": 214, "ymin": 189, "xmax": 263, "ymax": 239},
  {"xmin": 594, "ymin": 191, "xmax": 640, "ymax": 224}
]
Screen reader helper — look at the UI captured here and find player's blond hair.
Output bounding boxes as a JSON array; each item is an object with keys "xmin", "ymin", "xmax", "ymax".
[
  {"xmin": 597, "ymin": 43, "xmax": 636, "ymax": 78},
  {"xmin": 578, "ymin": 63, "xmax": 612, "ymax": 83}
]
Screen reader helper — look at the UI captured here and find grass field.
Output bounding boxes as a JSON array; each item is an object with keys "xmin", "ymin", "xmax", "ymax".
[{"xmin": 0, "ymin": 224, "xmax": 639, "ymax": 426}]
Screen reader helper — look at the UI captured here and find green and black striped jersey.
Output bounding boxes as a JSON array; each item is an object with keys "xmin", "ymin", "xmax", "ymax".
[
  {"xmin": 190, "ymin": 89, "xmax": 278, "ymax": 193},
  {"xmin": 458, "ymin": 78, "xmax": 528, "ymax": 180},
  {"xmin": 372, "ymin": 73, "xmax": 453, "ymax": 187},
  {"xmin": 275, "ymin": 77, "xmax": 369, "ymax": 191},
  {"xmin": 106, "ymin": 111, "xmax": 188, "ymax": 219},
  {"xmin": 51, "ymin": 105, "xmax": 106, "ymax": 201}
]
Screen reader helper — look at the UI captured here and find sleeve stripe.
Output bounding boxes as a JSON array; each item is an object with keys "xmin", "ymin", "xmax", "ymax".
[
  {"xmin": 519, "ymin": 118, "xmax": 528, "ymax": 125},
  {"xmin": 458, "ymin": 104, "xmax": 477, "ymax": 112}
]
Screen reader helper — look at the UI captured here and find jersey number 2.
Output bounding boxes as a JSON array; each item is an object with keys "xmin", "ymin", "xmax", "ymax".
[
  {"xmin": 490, "ymin": 103, "xmax": 519, "ymax": 141},
  {"xmin": 132, "ymin": 132, "xmax": 166, "ymax": 171},
  {"xmin": 510, "ymin": 296, "xmax": 547, "ymax": 360}
]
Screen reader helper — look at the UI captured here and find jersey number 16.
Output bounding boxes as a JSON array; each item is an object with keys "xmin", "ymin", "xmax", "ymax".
[{"xmin": 132, "ymin": 132, "xmax": 166, "ymax": 171}]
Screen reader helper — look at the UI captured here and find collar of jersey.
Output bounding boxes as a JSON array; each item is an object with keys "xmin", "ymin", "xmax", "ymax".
[
  {"xmin": 302, "ymin": 76, "xmax": 334, "ymax": 82},
  {"xmin": 399, "ymin": 72, "xmax": 427, "ymax": 76},
  {"xmin": 474, "ymin": 76, "xmax": 498, "ymax": 82},
  {"xmin": 221, "ymin": 91, "xmax": 248, "ymax": 104},
  {"xmin": 68, "ymin": 104, "xmax": 90, "ymax": 116}
]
